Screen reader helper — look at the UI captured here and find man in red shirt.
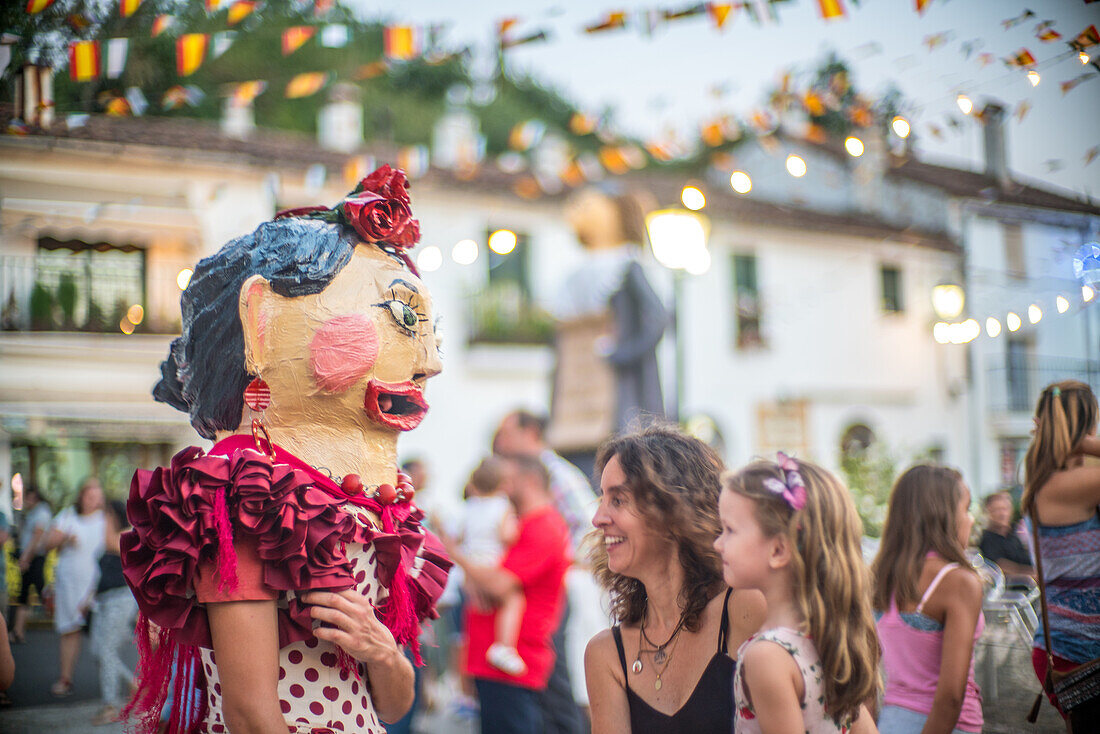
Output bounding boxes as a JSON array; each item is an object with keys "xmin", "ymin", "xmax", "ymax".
[{"xmin": 446, "ymin": 454, "xmax": 572, "ymax": 734}]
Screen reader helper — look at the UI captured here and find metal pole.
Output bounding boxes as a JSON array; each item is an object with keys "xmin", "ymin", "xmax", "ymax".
[{"xmin": 673, "ymin": 269, "xmax": 684, "ymax": 424}]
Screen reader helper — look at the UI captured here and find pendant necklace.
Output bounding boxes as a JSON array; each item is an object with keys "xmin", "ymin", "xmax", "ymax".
[{"xmin": 632, "ymin": 604, "xmax": 687, "ymax": 689}]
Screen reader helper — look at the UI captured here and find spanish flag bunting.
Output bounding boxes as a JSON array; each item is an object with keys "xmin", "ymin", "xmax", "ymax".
[
  {"xmin": 663, "ymin": 3, "xmax": 707, "ymax": 22},
  {"xmin": 1004, "ymin": 48, "xmax": 1036, "ymax": 68},
  {"xmin": 817, "ymin": 0, "xmax": 846, "ymax": 21},
  {"xmin": 69, "ymin": 41, "xmax": 100, "ymax": 82},
  {"xmin": 227, "ymin": 1, "xmax": 257, "ymax": 25},
  {"xmin": 1001, "ymin": 10, "xmax": 1035, "ymax": 30},
  {"xmin": 700, "ymin": 121, "xmax": 725, "ymax": 147},
  {"xmin": 204, "ymin": 0, "xmax": 226, "ymax": 11},
  {"xmin": 152, "ymin": 15, "xmax": 174, "ymax": 37},
  {"xmin": 231, "ymin": 80, "xmax": 267, "ymax": 105},
  {"xmin": 285, "ymin": 71, "xmax": 328, "ymax": 98},
  {"xmin": 497, "ymin": 17, "xmax": 520, "ymax": 36},
  {"xmin": 513, "ymin": 176, "xmax": 542, "ymax": 201},
  {"xmin": 644, "ymin": 141, "xmax": 674, "ymax": 163},
  {"xmin": 560, "ymin": 160, "xmax": 586, "ymax": 187},
  {"xmin": 598, "ymin": 146, "xmax": 630, "ymax": 174},
  {"xmin": 804, "ymin": 124, "xmax": 828, "ymax": 144},
  {"xmin": 914, "ymin": 0, "xmax": 931, "ymax": 15},
  {"xmin": 1037, "ymin": 29, "xmax": 1061, "ymax": 42},
  {"xmin": 119, "ymin": 0, "xmax": 142, "ymax": 18},
  {"xmin": 707, "ymin": 3, "xmax": 733, "ymax": 29},
  {"xmin": 25, "ymin": 0, "xmax": 55, "ymax": 14},
  {"xmin": 584, "ymin": 11, "xmax": 627, "ymax": 33},
  {"xmin": 502, "ymin": 30, "xmax": 549, "ymax": 50},
  {"xmin": 848, "ymin": 104, "xmax": 873, "ymax": 127},
  {"xmin": 67, "ymin": 14, "xmax": 91, "ymax": 31},
  {"xmin": 1014, "ymin": 100, "xmax": 1031, "ymax": 122},
  {"xmin": 176, "ymin": 33, "xmax": 208, "ymax": 76},
  {"xmin": 1060, "ymin": 73, "xmax": 1095, "ymax": 95},
  {"xmin": 569, "ymin": 112, "xmax": 597, "ymax": 135},
  {"xmin": 396, "ymin": 146, "xmax": 429, "ymax": 179},
  {"xmin": 802, "ymin": 91, "xmax": 825, "ymax": 116},
  {"xmin": 923, "ymin": 32, "xmax": 950, "ymax": 51},
  {"xmin": 282, "ymin": 26, "xmax": 315, "ymax": 56},
  {"xmin": 977, "ymin": 52, "xmax": 995, "ymax": 67},
  {"xmin": 105, "ymin": 96, "xmax": 131, "ymax": 117},
  {"xmin": 354, "ymin": 60, "xmax": 389, "ymax": 80},
  {"xmin": 1071, "ymin": 24, "xmax": 1099, "ymax": 50},
  {"xmin": 383, "ymin": 26, "xmax": 420, "ymax": 60}
]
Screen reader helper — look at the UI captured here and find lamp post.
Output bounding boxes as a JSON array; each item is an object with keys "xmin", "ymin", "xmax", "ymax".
[{"xmin": 644, "ymin": 207, "xmax": 710, "ymax": 422}]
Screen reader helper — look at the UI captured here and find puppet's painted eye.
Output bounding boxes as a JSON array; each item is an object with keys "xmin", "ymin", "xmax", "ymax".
[{"xmin": 379, "ymin": 299, "xmax": 418, "ymax": 333}]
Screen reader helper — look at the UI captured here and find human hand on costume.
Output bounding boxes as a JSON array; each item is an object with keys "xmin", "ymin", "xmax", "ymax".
[{"xmin": 302, "ymin": 590, "xmax": 400, "ymax": 666}]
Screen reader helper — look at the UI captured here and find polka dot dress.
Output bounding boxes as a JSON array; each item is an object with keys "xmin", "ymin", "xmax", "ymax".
[{"xmin": 199, "ymin": 505, "xmax": 387, "ymax": 734}]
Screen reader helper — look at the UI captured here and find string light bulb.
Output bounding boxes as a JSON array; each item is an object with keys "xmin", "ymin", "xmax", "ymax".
[
  {"xmin": 1057, "ymin": 295, "xmax": 1070, "ymax": 313},
  {"xmin": 681, "ymin": 185, "xmax": 706, "ymax": 210},
  {"xmin": 957, "ymin": 94, "xmax": 973, "ymax": 115},
  {"xmin": 891, "ymin": 116, "xmax": 910, "ymax": 138},
  {"xmin": 786, "ymin": 154, "xmax": 807, "ymax": 178},
  {"xmin": 985, "ymin": 317, "xmax": 1002, "ymax": 338},
  {"xmin": 730, "ymin": 171, "xmax": 752, "ymax": 194},
  {"xmin": 1081, "ymin": 51, "xmax": 1091, "ymax": 65},
  {"xmin": 1028, "ymin": 304, "xmax": 1043, "ymax": 324},
  {"xmin": 1027, "ymin": 70, "xmax": 1040, "ymax": 87},
  {"xmin": 1007, "ymin": 312, "xmax": 1022, "ymax": 331},
  {"xmin": 1085, "ymin": 285, "xmax": 1096, "ymax": 303},
  {"xmin": 844, "ymin": 137, "xmax": 864, "ymax": 157}
]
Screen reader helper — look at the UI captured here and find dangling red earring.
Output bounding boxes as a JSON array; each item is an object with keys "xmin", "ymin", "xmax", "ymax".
[{"xmin": 243, "ymin": 377, "xmax": 270, "ymax": 412}]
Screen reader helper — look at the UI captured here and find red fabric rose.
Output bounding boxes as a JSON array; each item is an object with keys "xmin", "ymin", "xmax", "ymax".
[
  {"xmin": 356, "ymin": 164, "xmax": 411, "ymax": 204},
  {"xmin": 341, "ymin": 193, "xmax": 420, "ymax": 248}
]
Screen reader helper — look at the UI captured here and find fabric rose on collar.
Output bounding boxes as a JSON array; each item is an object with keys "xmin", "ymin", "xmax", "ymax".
[{"xmin": 341, "ymin": 165, "xmax": 420, "ymax": 249}]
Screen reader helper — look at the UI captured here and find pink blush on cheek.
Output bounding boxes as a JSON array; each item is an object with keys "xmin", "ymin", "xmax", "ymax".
[{"xmin": 310, "ymin": 314, "xmax": 380, "ymax": 393}]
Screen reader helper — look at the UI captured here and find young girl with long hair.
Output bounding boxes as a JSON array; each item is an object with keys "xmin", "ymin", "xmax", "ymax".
[
  {"xmin": 715, "ymin": 454, "xmax": 879, "ymax": 733},
  {"xmin": 1022, "ymin": 380, "xmax": 1100, "ymax": 719},
  {"xmin": 872, "ymin": 465, "xmax": 983, "ymax": 734}
]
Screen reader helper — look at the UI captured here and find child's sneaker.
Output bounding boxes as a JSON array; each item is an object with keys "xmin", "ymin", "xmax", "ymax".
[{"xmin": 487, "ymin": 643, "xmax": 527, "ymax": 676}]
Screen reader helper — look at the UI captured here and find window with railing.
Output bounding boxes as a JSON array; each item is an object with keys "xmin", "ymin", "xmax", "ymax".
[
  {"xmin": 880, "ymin": 264, "xmax": 904, "ymax": 313},
  {"xmin": 467, "ymin": 229, "xmax": 553, "ymax": 345},
  {"xmin": 732, "ymin": 253, "xmax": 764, "ymax": 349},
  {"xmin": 986, "ymin": 351, "xmax": 1099, "ymax": 414}
]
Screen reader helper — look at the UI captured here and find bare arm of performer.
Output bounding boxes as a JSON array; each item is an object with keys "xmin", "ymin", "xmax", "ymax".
[
  {"xmin": 303, "ymin": 589, "xmax": 415, "ymax": 724},
  {"xmin": 207, "ymin": 600, "xmax": 286, "ymax": 734},
  {"xmin": 584, "ymin": 629, "xmax": 631, "ymax": 734}
]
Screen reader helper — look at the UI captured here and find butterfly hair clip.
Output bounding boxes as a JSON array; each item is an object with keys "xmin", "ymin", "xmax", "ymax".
[{"xmin": 762, "ymin": 451, "xmax": 807, "ymax": 512}]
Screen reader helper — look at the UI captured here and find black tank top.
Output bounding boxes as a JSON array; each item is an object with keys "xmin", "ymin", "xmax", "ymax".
[{"xmin": 612, "ymin": 589, "xmax": 734, "ymax": 733}]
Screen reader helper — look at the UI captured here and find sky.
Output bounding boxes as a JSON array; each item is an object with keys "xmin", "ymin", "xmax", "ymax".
[{"xmin": 348, "ymin": 0, "xmax": 1100, "ymax": 199}]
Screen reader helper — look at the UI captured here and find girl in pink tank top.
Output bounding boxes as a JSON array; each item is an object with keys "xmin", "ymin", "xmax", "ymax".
[{"xmin": 872, "ymin": 465, "xmax": 985, "ymax": 734}]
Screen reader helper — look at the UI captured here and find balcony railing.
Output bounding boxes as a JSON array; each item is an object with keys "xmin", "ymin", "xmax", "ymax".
[
  {"xmin": 466, "ymin": 281, "xmax": 554, "ymax": 346},
  {"xmin": 1, "ymin": 255, "xmax": 186, "ymax": 334},
  {"xmin": 986, "ymin": 356, "xmax": 1100, "ymax": 414}
]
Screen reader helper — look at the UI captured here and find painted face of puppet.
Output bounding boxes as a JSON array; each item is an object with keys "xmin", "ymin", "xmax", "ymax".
[{"xmin": 241, "ymin": 244, "xmax": 442, "ymax": 436}]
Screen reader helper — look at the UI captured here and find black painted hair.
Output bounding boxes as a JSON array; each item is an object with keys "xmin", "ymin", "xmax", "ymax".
[{"xmin": 154, "ymin": 218, "xmax": 359, "ymax": 439}]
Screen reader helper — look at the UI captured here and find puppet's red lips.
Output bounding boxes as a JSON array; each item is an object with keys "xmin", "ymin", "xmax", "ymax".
[{"xmin": 364, "ymin": 379, "xmax": 428, "ymax": 431}]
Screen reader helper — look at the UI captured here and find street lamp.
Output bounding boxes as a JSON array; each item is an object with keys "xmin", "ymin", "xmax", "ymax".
[
  {"xmin": 932, "ymin": 282, "xmax": 965, "ymax": 320},
  {"xmin": 645, "ymin": 207, "xmax": 710, "ymax": 421}
]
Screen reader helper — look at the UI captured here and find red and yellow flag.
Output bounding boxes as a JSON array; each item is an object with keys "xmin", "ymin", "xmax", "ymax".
[
  {"xmin": 176, "ymin": 33, "xmax": 208, "ymax": 76},
  {"xmin": 25, "ymin": 0, "xmax": 55, "ymax": 14},
  {"xmin": 1037, "ymin": 29, "xmax": 1062, "ymax": 42},
  {"xmin": 69, "ymin": 41, "xmax": 100, "ymax": 81},
  {"xmin": 585, "ymin": 12, "xmax": 627, "ymax": 33},
  {"xmin": 285, "ymin": 72, "xmax": 328, "ymax": 98},
  {"xmin": 152, "ymin": 15, "xmax": 174, "ymax": 37},
  {"xmin": 915, "ymin": 0, "xmax": 931, "ymax": 15},
  {"xmin": 282, "ymin": 26, "xmax": 315, "ymax": 55},
  {"xmin": 818, "ymin": 0, "xmax": 846, "ymax": 21},
  {"xmin": 707, "ymin": 3, "xmax": 734, "ymax": 29},
  {"xmin": 383, "ymin": 26, "xmax": 419, "ymax": 60},
  {"xmin": 119, "ymin": 0, "xmax": 141, "ymax": 18},
  {"xmin": 1005, "ymin": 48, "xmax": 1036, "ymax": 68},
  {"xmin": 227, "ymin": 1, "xmax": 256, "ymax": 25},
  {"xmin": 231, "ymin": 80, "xmax": 267, "ymax": 106},
  {"xmin": 1071, "ymin": 24, "xmax": 1099, "ymax": 50}
]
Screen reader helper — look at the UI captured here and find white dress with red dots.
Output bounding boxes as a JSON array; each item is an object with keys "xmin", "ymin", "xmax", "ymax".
[{"xmin": 200, "ymin": 507, "xmax": 386, "ymax": 734}]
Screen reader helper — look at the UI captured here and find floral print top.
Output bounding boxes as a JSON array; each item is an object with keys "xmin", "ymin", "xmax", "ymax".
[{"xmin": 733, "ymin": 627, "xmax": 850, "ymax": 734}]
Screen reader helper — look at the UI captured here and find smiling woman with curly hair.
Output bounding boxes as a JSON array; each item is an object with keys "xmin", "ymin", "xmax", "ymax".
[{"xmin": 583, "ymin": 424, "xmax": 765, "ymax": 734}]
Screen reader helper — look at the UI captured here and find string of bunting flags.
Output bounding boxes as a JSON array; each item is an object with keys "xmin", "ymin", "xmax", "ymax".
[{"xmin": 21, "ymin": 0, "xmax": 1100, "ymax": 190}]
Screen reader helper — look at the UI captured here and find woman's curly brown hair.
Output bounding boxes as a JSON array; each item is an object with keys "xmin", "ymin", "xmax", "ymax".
[{"xmin": 588, "ymin": 423, "xmax": 726, "ymax": 633}]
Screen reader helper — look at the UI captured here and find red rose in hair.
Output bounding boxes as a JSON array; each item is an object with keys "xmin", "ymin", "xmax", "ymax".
[
  {"xmin": 342, "ymin": 192, "xmax": 419, "ymax": 248},
  {"xmin": 356, "ymin": 164, "xmax": 411, "ymax": 205}
]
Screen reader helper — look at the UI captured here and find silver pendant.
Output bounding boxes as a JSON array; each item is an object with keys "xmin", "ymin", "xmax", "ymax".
[
  {"xmin": 654, "ymin": 649, "xmax": 666, "ymax": 665},
  {"xmin": 631, "ymin": 659, "xmax": 643, "ymax": 674},
  {"xmin": 654, "ymin": 677, "xmax": 663, "ymax": 691}
]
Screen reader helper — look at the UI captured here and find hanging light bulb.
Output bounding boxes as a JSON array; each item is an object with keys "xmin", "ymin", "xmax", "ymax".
[
  {"xmin": 729, "ymin": 171, "xmax": 752, "ymax": 194},
  {"xmin": 985, "ymin": 317, "xmax": 1002, "ymax": 338},
  {"xmin": 1081, "ymin": 51, "xmax": 1091, "ymax": 65},
  {"xmin": 1084, "ymin": 285, "xmax": 1096, "ymax": 303},
  {"xmin": 785, "ymin": 154, "xmax": 807, "ymax": 177},
  {"xmin": 1027, "ymin": 70, "xmax": 1040, "ymax": 87},
  {"xmin": 1057, "ymin": 295, "xmax": 1070, "ymax": 313},
  {"xmin": 1007, "ymin": 312, "xmax": 1022, "ymax": 331},
  {"xmin": 681, "ymin": 185, "xmax": 706, "ymax": 211},
  {"xmin": 1028, "ymin": 304, "xmax": 1043, "ymax": 323},
  {"xmin": 957, "ymin": 94, "xmax": 973, "ymax": 115},
  {"xmin": 891, "ymin": 116, "xmax": 910, "ymax": 138},
  {"xmin": 844, "ymin": 137, "xmax": 864, "ymax": 157}
]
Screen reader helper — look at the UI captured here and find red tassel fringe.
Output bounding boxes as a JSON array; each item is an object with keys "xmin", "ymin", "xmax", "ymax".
[
  {"xmin": 213, "ymin": 487, "xmax": 239, "ymax": 593},
  {"xmin": 122, "ymin": 614, "xmax": 208, "ymax": 734},
  {"xmin": 379, "ymin": 504, "xmax": 422, "ymax": 666}
]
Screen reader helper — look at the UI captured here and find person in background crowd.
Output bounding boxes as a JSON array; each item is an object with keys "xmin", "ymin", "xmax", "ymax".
[
  {"xmin": 90, "ymin": 500, "xmax": 138, "ymax": 726},
  {"xmin": 43, "ymin": 478, "xmax": 106, "ymax": 697},
  {"xmin": 494, "ymin": 409, "xmax": 596, "ymax": 731},
  {"xmin": 44, "ymin": 479, "xmax": 106, "ymax": 699},
  {"xmin": 1022, "ymin": 380, "xmax": 1100, "ymax": 722},
  {"xmin": 586, "ymin": 425, "xmax": 765, "ymax": 734},
  {"xmin": 0, "ymin": 510, "xmax": 10, "ymax": 625},
  {"xmin": 11, "ymin": 485, "xmax": 52, "ymax": 644},
  {"xmin": 978, "ymin": 491, "xmax": 1034, "ymax": 584},
  {"xmin": 873, "ymin": 465, "xmax": 983, "ymax": 734},
  {"xmin": 444, "ymin": 454, "xmax": 572, "ymax": 734}
]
